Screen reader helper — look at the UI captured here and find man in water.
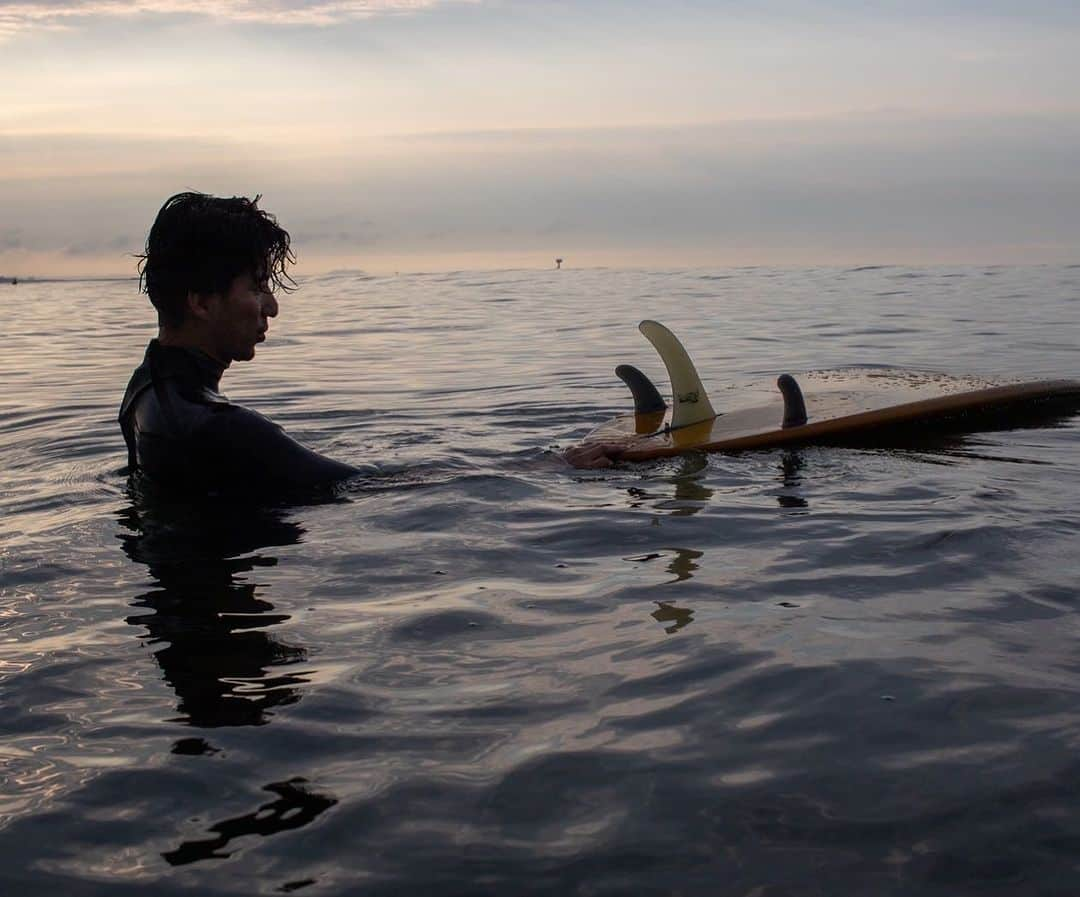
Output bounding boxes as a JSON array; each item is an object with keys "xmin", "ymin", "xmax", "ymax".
[
  {"xmin": 119, "ymin": 191, "xmax": 360, "ymax": 492},
  {"xmin": 120, "ymin": 190, "xmax": 615, "ymax": 488}
]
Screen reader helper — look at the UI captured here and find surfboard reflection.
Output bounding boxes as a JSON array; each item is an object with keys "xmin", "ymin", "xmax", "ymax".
[
  {"xmin": 664, "ymin": 546, "xmax": 703, "ymax": 583},
  {"xmin": 116, "ymin": 479, "xmax": 313, "ymax": 728},
  {"xmin": 777, "ymin": 450, "xmax": 809, "ymax": 510},
  {"xmin": 626, "ymin": 455, "xmax": 715, "ymax": 517},
  {"xmin": 651, "ymin": 600, "xmax": 695, "ymax": 634}
]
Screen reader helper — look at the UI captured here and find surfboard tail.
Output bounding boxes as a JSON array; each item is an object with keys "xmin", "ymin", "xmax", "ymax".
[{"xmin": 638, "ymin": 320, "xmax": 717, "ymax": 429}]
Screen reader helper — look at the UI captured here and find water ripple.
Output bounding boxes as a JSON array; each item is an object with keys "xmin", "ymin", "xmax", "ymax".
[{"xmin": 1, "ymin": 266, "xmax": 1079, "ymax": 894}]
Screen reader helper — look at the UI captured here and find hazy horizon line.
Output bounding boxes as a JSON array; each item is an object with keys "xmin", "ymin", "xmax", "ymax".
[{"xmin": 6, "ymin": 258, "xmax": 1079, "ymax": 286}]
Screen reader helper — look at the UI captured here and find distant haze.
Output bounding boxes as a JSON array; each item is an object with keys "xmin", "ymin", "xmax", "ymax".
[{"xmin": 3, "ymin": 1, "xmax": 1079, "ymax": 276}]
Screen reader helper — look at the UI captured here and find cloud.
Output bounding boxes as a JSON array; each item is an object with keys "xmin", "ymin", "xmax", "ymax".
[
  {"xmin": 63, "ymin": 233, "xmax": 133, "ymax": 256},
  {"xmin": 0, "ymin": 0, "xmax": 477, "ymax": 39}
]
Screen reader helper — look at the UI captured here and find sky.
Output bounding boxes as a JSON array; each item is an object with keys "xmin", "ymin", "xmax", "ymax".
[{"xmin": 3, "ymin": 0, "xmax": 1080, "ymax": 276}]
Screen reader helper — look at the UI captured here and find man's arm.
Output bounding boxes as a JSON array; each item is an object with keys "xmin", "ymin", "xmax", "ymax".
[{"xmin": 197, "ymin": 406, "xmax": 362, "ymax": 489}]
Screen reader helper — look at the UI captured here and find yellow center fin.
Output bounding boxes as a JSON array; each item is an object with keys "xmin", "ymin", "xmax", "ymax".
[{"xmin": 638, "ymin": 320, "xmax": 717, "ymax": 429}]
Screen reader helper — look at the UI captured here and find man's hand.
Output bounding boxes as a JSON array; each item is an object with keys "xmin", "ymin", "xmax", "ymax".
[{"xmin": 563, "ymin": 442, "xmax": 626, "ymax": 469}]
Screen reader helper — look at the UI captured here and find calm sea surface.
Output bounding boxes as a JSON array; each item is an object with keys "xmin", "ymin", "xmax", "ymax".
[{"xmin": 2, "ymin": 265, "xmax": 1080, "ymax": 895}]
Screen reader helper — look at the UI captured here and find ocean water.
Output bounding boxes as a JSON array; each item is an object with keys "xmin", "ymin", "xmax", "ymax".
[{"xmin": 2, "ymin": 264, "xmax": 1079, "ymax": 896}]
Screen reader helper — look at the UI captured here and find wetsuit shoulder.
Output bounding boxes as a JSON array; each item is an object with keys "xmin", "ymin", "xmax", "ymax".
[
  {"xmin": 119, "ymin": 341, "xmax": 360, "ymax": 491},
  {"xmin": 193, "ymin": 404, "xmax": 360, "ymax": 490}
]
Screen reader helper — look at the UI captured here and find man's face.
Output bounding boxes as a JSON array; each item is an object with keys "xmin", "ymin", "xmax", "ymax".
[{"xmin": 206, "ymin": 272, "xmax": 279, "ymax": 363}]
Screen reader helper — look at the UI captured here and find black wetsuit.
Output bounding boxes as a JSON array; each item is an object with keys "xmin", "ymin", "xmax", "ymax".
[{"xmin": 119, "ymin": 340, "xmax": 359, "ymax": 491}]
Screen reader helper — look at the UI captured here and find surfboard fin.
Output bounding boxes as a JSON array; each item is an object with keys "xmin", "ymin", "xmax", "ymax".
[
  {"xmin": 777, "ymin": 374, "xmax": 808, "ymax": 428},
  {"xmin": 615, "ymin": 364, "xmax": 667, "ymax": 415},
  {"xmin": 638, "ymin": 320, "xmax": 717, "ymax": 429}
]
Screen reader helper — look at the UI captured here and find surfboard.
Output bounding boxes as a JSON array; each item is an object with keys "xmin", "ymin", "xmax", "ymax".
[{"xmin": 583, "ymin": 321, "xmax": 1080, "ymax": 461}]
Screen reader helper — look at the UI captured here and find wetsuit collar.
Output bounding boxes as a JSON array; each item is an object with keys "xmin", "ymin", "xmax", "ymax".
[{"xmin": 148, "ymin": 339, "xmax": 227, "ymax": 393}]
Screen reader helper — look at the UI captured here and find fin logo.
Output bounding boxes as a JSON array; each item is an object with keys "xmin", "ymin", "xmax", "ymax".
[{"xmin": 678, "ymin": 391, "xmax": 699, "ymax": 404}]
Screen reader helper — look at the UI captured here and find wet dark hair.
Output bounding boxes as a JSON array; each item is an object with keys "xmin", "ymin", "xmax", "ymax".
[{"xmin": 138, "ymin": 191, "xmax": 295, "ymax": 327}]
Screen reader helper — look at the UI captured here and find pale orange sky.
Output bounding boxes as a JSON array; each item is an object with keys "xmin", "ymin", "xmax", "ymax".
[{"xmin": 3, "ymin": 1, "xmax": 1080, "ymax": 276}]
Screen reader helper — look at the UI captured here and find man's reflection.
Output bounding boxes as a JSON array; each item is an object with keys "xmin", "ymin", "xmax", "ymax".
[
  {"xmin": 162, "ymin": 777, "xmax": 337, "ymax": 866},
  {"xmin": 116, "ymin": 478, "xmax": 311, "ymax": 727}
]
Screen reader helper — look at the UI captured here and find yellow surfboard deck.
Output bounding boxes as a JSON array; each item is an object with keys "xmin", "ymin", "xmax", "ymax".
[{"xmin": 586, "ymin": 368, "xmax": 1080, "ymax": 461}]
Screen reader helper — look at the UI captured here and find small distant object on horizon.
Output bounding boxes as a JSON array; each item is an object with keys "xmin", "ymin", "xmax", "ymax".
[
  {"xmin": 11, "ymin": 277, "xmax": 17, "ymax": 286},
  {"xmin": 555, "ymin": 258, "xmax": 563, "ymax": 270}
]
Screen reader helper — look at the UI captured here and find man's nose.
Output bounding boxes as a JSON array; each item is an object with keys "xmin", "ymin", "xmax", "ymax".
[{"xmin": 263, "ymin": 292, "xmax": 279, "ymax": 317}]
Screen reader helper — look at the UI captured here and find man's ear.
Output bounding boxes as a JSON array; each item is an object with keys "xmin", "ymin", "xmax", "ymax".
[{"xmin": 185, "ymin": 291, "xmax": 221, "ymax": 322}]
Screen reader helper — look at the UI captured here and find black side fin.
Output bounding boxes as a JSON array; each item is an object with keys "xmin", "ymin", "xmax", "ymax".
[
  {"xmin": 615, "ymin": 364, "xmax": 667, "ymax": 415},
  {"xmin": 777, "ymin": 374, "xmax": 808, "ymax": 428}
]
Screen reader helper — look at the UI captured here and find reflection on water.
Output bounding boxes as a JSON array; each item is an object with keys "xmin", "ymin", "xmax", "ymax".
[
  {"xmin": 668, "ymin": 456, "xmax": 715, "ymax": 513},
  {"xmin": 627, "ymin": 455, "xmax": 715, "ymax": 516},
  {"xmin": 163, "ymin": 778, "xmax": 337, "ymax": 867},
  {"xmin": 664, "ymin": 546, "xmax": 703, "ymax": 583},
  {"xmin": 651, "ymin": 601, "xmax": 694, "ymax": 634},
  {"xmin": 116, "ymin": 479, "xmax": 311, "ymax": 728},
  {"xmin": 777, "ymin": 450, "xmax": 809, "ymax": 510},
  {"xmin": 115, "ymin": 479, "xmax": 340, "ymax": 870},
  {"xmin": 3, "ymin": 266, "xmax": 1080, "ymax": 894},
  {"xmin": 623, "ymin": 546, "xmax": 703, "ymax": 583}
]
